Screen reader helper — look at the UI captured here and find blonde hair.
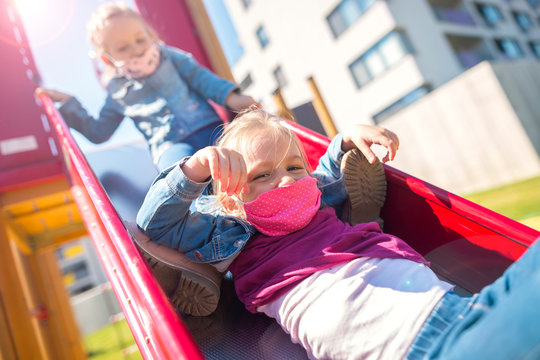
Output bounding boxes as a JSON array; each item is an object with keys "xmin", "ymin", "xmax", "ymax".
[
  {"xmin": 215, "ymin": 109, "xmax": 310, "ymax": 218},
  {"xmin": 87, "ymin": 2, "xmax": 157, "ymax": 56}
]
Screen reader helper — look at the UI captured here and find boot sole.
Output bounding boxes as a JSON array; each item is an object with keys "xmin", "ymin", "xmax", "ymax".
[
  {"xmin": 341, "ymin": 149, "xmax": 387, "ymax": 228},
  {"xmin": 125, "ymin": 222, "xmax": 222, "ymax": 316}
]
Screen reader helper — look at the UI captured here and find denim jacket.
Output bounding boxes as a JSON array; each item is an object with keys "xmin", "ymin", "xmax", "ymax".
[
  {"xmin": 136, "ymin": 134, "xmax": 350, "ymax": 264},
  {"xmin": 59, "ymin": 44, "xmax": 238, "ymax": 163}
]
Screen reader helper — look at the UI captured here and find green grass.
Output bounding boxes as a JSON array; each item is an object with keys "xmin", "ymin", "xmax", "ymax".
[
  {"xmin": 84, "ymin": 319, "xmax": 142, "ymax": 360},
  {"xmin": 463, "ymin": 176, "xmax": 540, "ymax": 230}
]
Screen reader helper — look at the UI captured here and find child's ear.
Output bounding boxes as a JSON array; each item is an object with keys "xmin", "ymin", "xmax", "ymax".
[{"xmin": 149, "ymin": 28, "xmax": 159, "ymax": 42}]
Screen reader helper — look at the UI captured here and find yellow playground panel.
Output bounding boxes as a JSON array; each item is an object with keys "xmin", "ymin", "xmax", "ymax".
[{"xmin": 0, "ymin": 178, "xmax": 87, "ymax": 359}]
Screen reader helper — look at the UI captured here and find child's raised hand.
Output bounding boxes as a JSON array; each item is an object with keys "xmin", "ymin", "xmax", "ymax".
[
  {"xmin": 35, "ymin": 88, "xmax": 72, "ymax": 103},
  {"xmin": 225, "ymin": 92, "xmax": 261, "ymax": 112},
  {"xmin": 342, "ymin": 124, "xmax": 399, "ymax": 164},
  {"xmin": 182, "ymin": 146, "xmax": 249, "ymax": 195}
]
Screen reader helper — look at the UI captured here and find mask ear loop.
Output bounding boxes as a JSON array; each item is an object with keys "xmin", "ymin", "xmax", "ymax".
[
  {"xmin": 88, "ymin": 50, "xmax": 111, "ymax": 89},
  {"xmin": 103, "ymin": 53, "xmax": 125, "ymax": 67}
]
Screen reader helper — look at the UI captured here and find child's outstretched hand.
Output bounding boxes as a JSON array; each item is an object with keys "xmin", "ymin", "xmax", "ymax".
[
  {"xmin": 35, "ymin": 88, "xmax": 72, "ymax": 103},
  {"xmin": 225, "ymin": 92, "xmax": 261, "ymax": 112},
  {"xmin": 182, "ymin": 146, "xmax": 249, "ymax": 196},
  {"xmin": 342, "ymin": 124, "xmax": 399, "ymax": 164}
]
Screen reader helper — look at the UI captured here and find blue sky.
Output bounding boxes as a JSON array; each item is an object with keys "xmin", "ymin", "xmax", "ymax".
[
  {"xmin": 205, "ymin": 0, "xmax": 243, "ymax": 66},
  {"xmin": 17, "ymin": 0, "xmax": 240, "ymax": 152}
]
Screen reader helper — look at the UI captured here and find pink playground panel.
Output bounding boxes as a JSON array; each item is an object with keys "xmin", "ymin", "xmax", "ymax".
[{"xmin": 0, "ymin": 2, "xmax": 63, "ymax": 192}]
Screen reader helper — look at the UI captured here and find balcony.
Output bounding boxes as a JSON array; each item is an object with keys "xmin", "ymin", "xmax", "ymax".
[
  {"xmin": 446, "ymin": 34, "xmax": 494, "ymax": 69},
  {"xmin": 428, "ymin": 0, "xmax": 476, "ymax": 26},
  {"xmin": 455, "ymin": 50, "xmax": 492, "ymax": 68},
  {"xmin": 432, "ymin": 6, "xmax": 476, "ymax": 26}
]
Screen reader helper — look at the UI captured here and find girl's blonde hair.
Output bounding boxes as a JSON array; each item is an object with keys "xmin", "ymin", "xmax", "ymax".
[
  {"xmin": 87, "ymin": 2, "xmax": 157, "ymax": 56},
  {"xmin": 215, "ymin": 109, "xmax": 310, "ymax": 218}
]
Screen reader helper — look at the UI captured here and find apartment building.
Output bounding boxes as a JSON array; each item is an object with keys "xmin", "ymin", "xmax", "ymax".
[{"xmin": 222, "ymin": 0, "xmax": 540, "ymax": 193}]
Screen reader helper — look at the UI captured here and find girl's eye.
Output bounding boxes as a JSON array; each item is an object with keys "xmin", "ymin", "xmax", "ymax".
[
  {"xmin": 288, "ymin": 166, "xmax": 304, "ymax": 172},
  {"xmin": 253, "ymin": 173, "xmax": 270, "ymax": 181},
  {"xmin": 117, "ymin": 46, "xmax": 128, "ymax": 53},
  {"xmin": 137, "ymin": 38, "xmax": 148, "ymax": 44}
]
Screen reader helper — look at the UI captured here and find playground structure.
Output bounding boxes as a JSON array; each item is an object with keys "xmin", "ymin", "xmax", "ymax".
[{"xmin": 1, "ymin": 0, "xmax": 540, "ymax": 359}]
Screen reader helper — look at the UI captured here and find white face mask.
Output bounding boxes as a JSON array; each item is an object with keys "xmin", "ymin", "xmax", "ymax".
[{"xmin": 109, "ymin": 43, "xmax": 161, "ymax": 78}]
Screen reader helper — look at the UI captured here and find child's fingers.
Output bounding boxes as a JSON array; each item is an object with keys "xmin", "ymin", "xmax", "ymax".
[
  {"xmin": 354, "ymin": 142, "xmax": 377, "ymax": 164},
  {"xmin": 225, "ymin": 156, "xmax": 240, "ymax": 195},
  {"xmin": 202, "ymin": 147, "xmax": 247, "ymax": 194},
  {"xmin": 387, "ymin": 144, "xmax": 397, "ymax": 162},
  {"xmin": 230, "ymin": 155, "xmax": 248, "ymax": 195},
  {"xmin": 205, "ymin": 148, "xmax": 221, "ymax": 181},
  {"xmin": 217, "ymin": 151, "xmax": 230, "ymax": 193},
  {"xmin": 223, "ymin": 150, "xmax": 248, "ymax": 195},
  {"xmin": 377, "ymin": 132, "xmax": 399, "ymax": 162}
]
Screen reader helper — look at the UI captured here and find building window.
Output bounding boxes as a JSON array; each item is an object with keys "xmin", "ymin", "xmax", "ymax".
[
  {"xmin": 349, "ymin": 31, "xmax": 411, "ymax": 88},
  {"xmin": 512, "ymin": 11, "xmax": 534, "ymax": 32},
  {"xmin": 327, "ymin": 0, "xmax": 376, "ymax": 38},
  {"xmin": 530, "ymin": 41, "xmax": 540, "ymax": 58},
  {"xmin": 239, "ymin": 73, "xmax": 253, "ymax": 91},
  {"xmin": 475, "ymin": 3, "xmax": 504, "ymax": 26},
  {"xmin": 273, "ymin": 65, "xmax": 287, "ymax": 89},
  {"xmin": 372, "ymin": 85, "xmax": 431, "ymax": 124},
  {"xmin": 494, "ymin": 38, "xmax": 524, "ymax": 58},
  {"xmin": 256, "ymin": 25, "xmax": 270, "ymax": 49},
  {"xmin": 241, "ymin": 0, "xmax": 252, "ymax": 9}
]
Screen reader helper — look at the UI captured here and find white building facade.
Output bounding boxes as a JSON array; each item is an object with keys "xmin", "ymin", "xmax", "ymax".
[{"xmin": 223, "ymin": 0, "xmax": 540, "ymax": 194}]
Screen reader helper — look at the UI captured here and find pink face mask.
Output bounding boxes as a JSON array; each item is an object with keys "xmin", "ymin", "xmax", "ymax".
[
  {"xmin": 242, "ymin": 176, "xmax": 321, "ymax": 236},
  {"xmin": 111, "ymin": 43, "xmax": 160, "ymax": 78}
]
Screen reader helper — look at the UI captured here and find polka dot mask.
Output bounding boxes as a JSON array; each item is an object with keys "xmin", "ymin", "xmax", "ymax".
[
  {"xmin": 242, "ymin": 176, "xmax": 321, "ymax": 236},
  {"xmin": 110, "ymin": 43, "xmax": 160, "ymax": 79}
]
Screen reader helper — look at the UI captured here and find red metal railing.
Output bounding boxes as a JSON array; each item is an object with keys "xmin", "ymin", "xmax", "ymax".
[{"xmin": 38, "ymin": 93, "xmax": 205, "ymax": 360}]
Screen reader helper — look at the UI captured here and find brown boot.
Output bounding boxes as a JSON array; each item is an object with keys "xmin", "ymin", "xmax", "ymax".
[
  {"xmin": 341, "ymin": 149, "xmax": 387, "ymax": 229},
  {"xmin": 125, "ymin": 222, "xmax": 223, "ymax": 316}
]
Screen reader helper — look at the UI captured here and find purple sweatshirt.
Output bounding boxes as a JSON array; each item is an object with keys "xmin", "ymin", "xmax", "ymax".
[{"xmin": 229, "ymin": 208, "xmax": 428, "ymax": 313}]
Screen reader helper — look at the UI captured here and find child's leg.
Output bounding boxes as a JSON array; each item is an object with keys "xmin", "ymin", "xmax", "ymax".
[
  {"xmin": 157, "ymin": 142, "xmax": 195, "ymax": 171},
  {"xmin": 156, "ymin": 122, "xmax": 223, "ymax": 171},
  {"xmin": 429, "ymin": 237, "xmax": 540, "ymax": 359}
]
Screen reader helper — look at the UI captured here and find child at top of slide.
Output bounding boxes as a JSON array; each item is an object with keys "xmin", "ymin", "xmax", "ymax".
[{"xmin": 37, "ymin": 2, "xmax": 258, "ymax": 171}]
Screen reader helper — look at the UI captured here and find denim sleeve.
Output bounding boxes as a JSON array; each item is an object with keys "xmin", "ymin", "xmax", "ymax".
[
  {"xmin": 136, "ymin": 159, "xmax": 209, "ymax": 246},
  {"xmin": 313, "ymin": 133, "xmax": 348, "ymax": 208},
  {"xmin": 168, "ymin": 46, "xmax": 238, "ymax": 106},
  {"xmin": 59, "ymin": 96, "xmax": 124, "ymax": 144},
  {"xmin": 135, "ymin": 159, "xmax": 252, "ymax": 260}
]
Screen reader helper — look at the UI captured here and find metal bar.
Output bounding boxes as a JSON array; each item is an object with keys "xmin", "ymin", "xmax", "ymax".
[
  {"xmin": 38, "ymin": 94, "xmax": 205, "ymax": 360},
  {"xmin": 307, "ymin": 76, "xmax": 338, "ymax": 138}
]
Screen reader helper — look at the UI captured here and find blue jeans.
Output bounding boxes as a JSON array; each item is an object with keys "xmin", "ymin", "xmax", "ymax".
[
  {"xmin": 156, "ymin": 122, "xmax": 223, "ymax": 171},
  {"xmin": 407, "ymin": 237, "xmax": 540, "ymax": 359}
]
